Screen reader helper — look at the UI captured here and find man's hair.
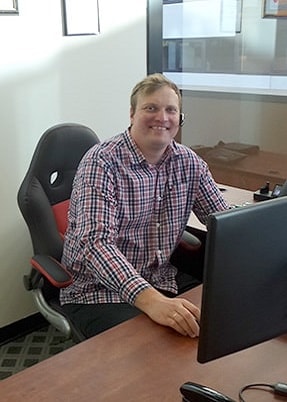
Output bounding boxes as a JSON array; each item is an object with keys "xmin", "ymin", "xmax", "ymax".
[{"xmin": 130, "ymin": 73, "xmax": 182, "ymax": 112}]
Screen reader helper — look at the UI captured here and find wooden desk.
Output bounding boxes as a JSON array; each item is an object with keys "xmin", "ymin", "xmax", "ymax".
[
  {"xmin": 1, "ymin": 287, "xmax": 286, "ymax": 402},
  {"xmin": 187, "ymin": 184, "xmax": 255, "ymax": 231},
  {"xmin": 202, "ymin": 149, "xmax": 287, "ymax": 191}
]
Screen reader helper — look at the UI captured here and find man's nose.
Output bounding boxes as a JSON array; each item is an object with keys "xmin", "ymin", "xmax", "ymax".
[{"xmin": 156, "ymin": 109, "xmax": 168, "ymax": 121}]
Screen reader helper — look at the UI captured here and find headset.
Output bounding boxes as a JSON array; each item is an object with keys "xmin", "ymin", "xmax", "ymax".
[{"xmin": 179, "ymin": 113, "xmax": 185, "ymax": 127}]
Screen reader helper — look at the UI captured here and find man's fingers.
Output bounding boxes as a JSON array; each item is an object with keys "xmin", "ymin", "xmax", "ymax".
[
  {"xmin": 171, "ymin": 309, "xmax": 199, "ymax": 338},
  {"xmin": 182, "ymin": 299, "xmax": 201, "ymax": 322}
]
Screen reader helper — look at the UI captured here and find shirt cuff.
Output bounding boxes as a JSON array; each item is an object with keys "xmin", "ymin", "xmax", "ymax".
[{"xmin": 119, "ymin": 276, "xmax": 152, "ymax": 305}]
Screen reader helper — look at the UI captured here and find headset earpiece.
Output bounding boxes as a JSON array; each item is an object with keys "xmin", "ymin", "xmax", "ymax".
[{"xmin": 179, "ymin": 113, "xmax": 185, "ymax": 127}]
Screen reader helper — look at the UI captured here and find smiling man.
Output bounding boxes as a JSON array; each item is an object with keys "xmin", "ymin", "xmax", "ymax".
[{"xmin": 60, "ymin": 73, "xmax": 229, "ymax": 339}]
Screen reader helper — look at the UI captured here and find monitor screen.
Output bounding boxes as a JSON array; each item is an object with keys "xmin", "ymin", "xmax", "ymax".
[{"xmin": 197, "ymin": 197, "xmax": 287, "ymax": 363}]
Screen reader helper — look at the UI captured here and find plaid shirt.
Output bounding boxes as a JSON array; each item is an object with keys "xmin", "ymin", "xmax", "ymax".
[{"xmin": 60, "ymin": 130, "xmax": 228, "ymax": 306}]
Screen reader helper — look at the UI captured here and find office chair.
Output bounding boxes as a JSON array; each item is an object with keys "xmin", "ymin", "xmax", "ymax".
[
  {"xmin": 17, "ymin": 123, "xmax": 203, "ymax": 343},
  {"xmin": 17, "ymin": 123, "xmax": 100, "ymax": 342}
]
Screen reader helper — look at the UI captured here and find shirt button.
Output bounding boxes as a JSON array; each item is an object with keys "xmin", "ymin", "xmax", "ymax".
[
  {"xmin": 158, "ymin": 250, "xmax": 162, "ymax": 255},
  {"xmin": 156, "ymin": 222, "xmax": 161, "ymax": 228}
]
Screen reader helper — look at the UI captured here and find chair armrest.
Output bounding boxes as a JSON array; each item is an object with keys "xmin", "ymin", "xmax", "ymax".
[
  {"xmin": 180, "ymin": 230, "xmax": 202, "ymax": 251},
  {"xmin": 26, "ymin": 254, "xmax": 73, "ymax": 289}
]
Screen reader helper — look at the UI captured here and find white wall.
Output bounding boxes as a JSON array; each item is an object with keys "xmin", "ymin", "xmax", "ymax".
[{"xmin": 0, "ymin": 0, "xmax": 146, "ymax": 327}]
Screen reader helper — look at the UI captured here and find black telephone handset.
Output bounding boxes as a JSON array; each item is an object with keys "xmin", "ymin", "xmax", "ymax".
[{"xmin": 180, "ymin": 382, "xmax": 236, "ymax": 402}]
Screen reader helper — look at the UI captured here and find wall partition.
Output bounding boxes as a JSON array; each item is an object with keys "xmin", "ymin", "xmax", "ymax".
[{"xmin": 147, "ymin": 0, "xmax": 287, "ymax": 192}]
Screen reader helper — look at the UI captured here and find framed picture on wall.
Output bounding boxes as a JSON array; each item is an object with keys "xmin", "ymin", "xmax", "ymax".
[
  {"xmin": 263, "ymin": 0, "xmax": 287, "ymax": 18},
  {"xmin": 61, "ymin": 0, "xmax": 100, "ymax": 36},
  {"xmin": 0, "ymin": 0, "xmax": 18, "ymax": 14}
]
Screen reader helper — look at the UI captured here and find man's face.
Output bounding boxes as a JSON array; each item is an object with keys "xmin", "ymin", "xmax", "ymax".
[{"xmin": 130, "ymin": 86, "xmax": 181, "ymax": 151}]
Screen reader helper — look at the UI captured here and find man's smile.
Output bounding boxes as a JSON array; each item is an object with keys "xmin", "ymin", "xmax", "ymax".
[{"xmin": 151, "ymin": 126, "xmax": 169, "ymax": 131}]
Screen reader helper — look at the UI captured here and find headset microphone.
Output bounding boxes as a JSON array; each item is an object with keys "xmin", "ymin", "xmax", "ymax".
[{"xmin": 179, "ymin": 113, "xmax": 185, "ymax": 127}]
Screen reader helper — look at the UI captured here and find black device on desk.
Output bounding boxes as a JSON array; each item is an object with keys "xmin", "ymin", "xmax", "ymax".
[
  {"xmin": 197, "ymin": 196, "xmax": 287, "ymax": 363},
  {"xmin": 180, "ymin": 382, "xmax": 235, "ymax": 402},
  {"xmin": 253, "ymin": 179, "xmax": 287, "ymax": 201}
]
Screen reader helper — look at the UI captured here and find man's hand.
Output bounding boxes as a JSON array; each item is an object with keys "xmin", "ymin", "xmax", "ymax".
[{"xmin": 134, "ymin": 288, "xmax": 200, "ymax": 338}]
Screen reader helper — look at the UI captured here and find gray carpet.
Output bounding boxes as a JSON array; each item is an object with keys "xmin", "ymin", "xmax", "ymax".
[{"xmin": 0, "ymin": 325, "xmax": 75, "ymax": 380}]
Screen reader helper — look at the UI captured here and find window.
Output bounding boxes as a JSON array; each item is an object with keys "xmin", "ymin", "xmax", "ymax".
[{"xmin": 147, "ymin": 0, "xmax": 287, "ymax": 192}]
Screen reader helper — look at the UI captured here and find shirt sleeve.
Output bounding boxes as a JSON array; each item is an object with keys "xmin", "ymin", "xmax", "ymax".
[
  {"xmin": 191, "ymin": 157, "xmax": 230, "ymax": 225},
  {"xmin": 69, "ymin": 152, "xmax": 152, "ymax": 305}
]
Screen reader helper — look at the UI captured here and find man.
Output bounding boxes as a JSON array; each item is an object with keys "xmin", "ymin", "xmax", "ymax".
[{"xmin": 60, "ymin": 73, "xmax": 229, "ymax": 339}]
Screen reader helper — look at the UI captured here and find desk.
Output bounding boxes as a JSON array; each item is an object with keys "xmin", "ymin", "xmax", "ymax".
[
  {"xmin": 187, "ymin": 184, "xmax": 255, "ymax": 231},
  {"xmin": 1, "ymin": 287, "xmax": 286, "ymax": 402},
  {"xmin": 197, "ymin": 148, "xmax": 287, "ymax": 191}
]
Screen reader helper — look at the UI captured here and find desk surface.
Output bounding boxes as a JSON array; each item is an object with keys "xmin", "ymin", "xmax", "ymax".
[
  {"xmin": 204, "ymin": 149, "xmax": 287, "ymax": 191},
  {"xmin": 1, "ymin": 287, "xmax": 286, "ymax": 402},
  {"xmin": 187, "ymin": 184, "xmax": 255, "ymax": 231},
  {"xmin": 209, "ymin": 150, "xmax": 287, "ymax": 180}
]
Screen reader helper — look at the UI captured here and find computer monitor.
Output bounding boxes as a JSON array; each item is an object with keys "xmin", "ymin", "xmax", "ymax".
[{"xmin": 197, "ymin": 197, "xmax": 287, "ymax": 363}]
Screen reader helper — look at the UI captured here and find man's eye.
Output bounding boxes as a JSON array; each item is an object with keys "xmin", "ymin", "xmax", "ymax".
[
  {"xmin": 167, "ymin": 107, "xmax": 178, "ymax": 114},
  {"xmin": 144, "ymin": 106, "xmax": 156, "ymax": 112}
]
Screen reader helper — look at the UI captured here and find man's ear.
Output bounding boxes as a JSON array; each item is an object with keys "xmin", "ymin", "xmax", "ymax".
[{"xmin": 130, "ymin": 107, "xmax": 135, "ymax": 124}]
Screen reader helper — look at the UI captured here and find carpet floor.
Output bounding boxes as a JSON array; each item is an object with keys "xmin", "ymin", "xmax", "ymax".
[{"xmin": 0, "ymin": 325, "xmax": 75, "ymax": 380}]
